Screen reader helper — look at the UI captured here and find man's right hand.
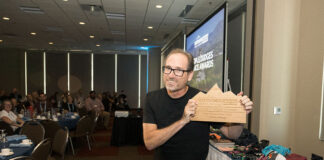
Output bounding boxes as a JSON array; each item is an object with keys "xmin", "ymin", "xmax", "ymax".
[{"xmin": 182, "ymin": 99, "xmax": 198, "ymax": 124}]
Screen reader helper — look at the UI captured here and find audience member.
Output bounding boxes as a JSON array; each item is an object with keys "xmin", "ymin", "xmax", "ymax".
[
  {"xmin": 31, "ymin": 91, "xmax": 39, "ymax": 104},
  {"xmin": 102, "ymin": 92, "xmax": 110, "ymax": 112},
  {"xmin": 0, "ymin": 99, "xmax": 24, "ymax": 133},
  {"xmin": 35, "ymin": 92, "xmax": 48, "ymax": 114},
  {"xmin": 85, "ymin": 91, "xmax": 110, "ymax": 129},
  {"xmin": 9, "ymin": 88, "xmax": 22, "ymax": 101},
  {"xmin": 74, "ymin": 89, "xmax": 85, "ymax": 109},
  {"xmin": 10, "ymin": 97, "xmax": 24, "ymax": 114},
  {"xmin": 62, "ymin": 95, "xmax": 77, "ymax": 113},
  {"xmin": 116, "ymin": 96, "xmax": 129, "ymax": 110}
]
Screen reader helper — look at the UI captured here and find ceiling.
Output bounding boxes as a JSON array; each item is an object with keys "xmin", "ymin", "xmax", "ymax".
[{"xmin": 0, "ymin": 0, "xmax": 245, "ymax": 53}]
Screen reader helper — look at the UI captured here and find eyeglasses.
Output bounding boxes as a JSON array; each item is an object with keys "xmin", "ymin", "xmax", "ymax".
[{"xmin": 162, "ymin": 66, "xmax": 190, "ymax": 77}]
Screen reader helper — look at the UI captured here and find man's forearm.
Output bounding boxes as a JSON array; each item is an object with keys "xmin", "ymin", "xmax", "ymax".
[{"xmin": 143, "ymin": 119, "xmax": 187, "ymax": 150}]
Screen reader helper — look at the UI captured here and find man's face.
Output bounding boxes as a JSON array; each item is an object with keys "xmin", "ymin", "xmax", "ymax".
[
  {"xmin": 39, "ymin": 94, "xmax": 46, "ymax": 101},
  {"xmin": 11, "ymin": 98, "xmax": 17, "ymax": 106},
  {"xmin": 90, "ymin": 93, "xmax": 96, "ymax": 99},
  {"xmin": 163, "ymin": 53, "xmax": 193, "ymax": 92}
]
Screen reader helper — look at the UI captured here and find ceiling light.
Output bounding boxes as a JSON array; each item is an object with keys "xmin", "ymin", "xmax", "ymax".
[
  {"xmin": 147, "ymin": 26, "xmax": 153, "ymax": 29},
  {"xmin": 30, "ymin": 32, "xmax": 36, "ymax": 35},
  {"xmin": 90, "ymin": 5, "xmax": 95, "ymax": 12},
  {"xmin": 63, "ymin": 0, "xmax": 68, "ymax": 1},
  {"xmin": 155, "ymin": 5, "xmax": 163, "ymax": 8},
  {"xmin": 89, "ymin": 35, "xmax": 95, "ymax": 39},
  {"xmin": 143, "ymin": 38, "xmax": 148, "ymax": 41},
  {"xmin": 0, "ymin": 40, "xmax": 3, "ymax": 43},
  {"xmin": 96, "ymin": 44, "xmax": 100, "ymax": 47},
  {"xmin": 79, "ymin": 22, "xmax": 86, "ymax": 25},
  {"xmin": 49, "ymin": 42, "xmax": 54, "ymax": 45},
  {"xmin": 106, "ymin": 13, "xmax": 125, "ymax": 20},
  {"xmin": 19, "ymin": 6, "xmax": 44, "ymax": 14},
  {"xmin": 2, "ymin": 17, "xmax": 10, "ymax": 20}
]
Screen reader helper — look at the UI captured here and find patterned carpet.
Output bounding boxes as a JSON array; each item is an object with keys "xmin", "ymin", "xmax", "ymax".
[{"xmin": 65, "ymin": 118, "xmax": 154, "ymax": 160}]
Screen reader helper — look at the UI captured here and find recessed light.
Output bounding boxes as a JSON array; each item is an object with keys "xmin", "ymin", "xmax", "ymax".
[
  {"xmin": 30, "ymin": 32, "xmax": 36, "ymax": 35},
  {"xmin": 0, "ymin": 40, "xmax": 3, "ymax": 43},
  {"xmin": 79, "ymin": 22, "xmax": 86, "ymax": 25},
  {"xmin": 155, "ymin": 5, "xmax": 163, "ymax": 8},
  {"xmin": 143, "ymin": 38, "xmax": 148, "ymax": 41},
  {"xmin": 63, "ymin": 0, "xmax": 68, "ymax": 1},
  {"xmin": 147, "ymin": 26, "xmax": 153, "ymax": 29},
  {"xmin": 2, "ymin": 17, "xmax": 10, "ymax": 20},
  {"xmin": 89, "ymin": 35, "xmax": 95, "ymax": 39},
  {"xmin": 49, "ymin": 42, "xmax": 54, "ymax": 45},
  {"xmin": 96, "ymin": 44, "xmax": 100, "ymax": 47}
]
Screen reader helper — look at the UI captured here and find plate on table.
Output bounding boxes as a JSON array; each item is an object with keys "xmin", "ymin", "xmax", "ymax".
[
  {"xmin": 0, "ymin": 151, "xmax": 14, "ymax": 156},
  {"xmin": 20, "ymin": 141, "xmax": 33, "ymax": 145}
]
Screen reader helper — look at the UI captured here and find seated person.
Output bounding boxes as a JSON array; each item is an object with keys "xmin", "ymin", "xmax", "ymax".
[
  {"xmin": 0, "ymin": 99, "xmax": 25, "ymax": 133},
  {"xmin": 62, "ymin": 95, "xmax": 77, "ymax": 113},
  {"xmin": 116, "ymin": 97, "xmax": 130, "ymax": 110},
  {"xmin": 11, "ymin": 97, "xmax": 24, "ymax": 114},
  {"xmin": 85, "ymin": 91, "xmax": 110, "ymax": 129}
]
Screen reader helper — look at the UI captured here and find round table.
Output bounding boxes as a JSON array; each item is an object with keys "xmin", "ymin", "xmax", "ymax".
[{"xmin": 0, "ymin": 135, "xmax": 34, "ymax": 160}]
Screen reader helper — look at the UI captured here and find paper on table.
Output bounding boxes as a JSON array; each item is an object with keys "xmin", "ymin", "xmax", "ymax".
[{"xmin": 190, "ymin": 84, "xmax": 246, "ymax": 123}]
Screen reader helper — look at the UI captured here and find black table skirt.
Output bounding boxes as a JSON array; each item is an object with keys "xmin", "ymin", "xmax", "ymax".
[{"xmin": 110, "ymin": 116, "xmax": 144, "ymax": 146}]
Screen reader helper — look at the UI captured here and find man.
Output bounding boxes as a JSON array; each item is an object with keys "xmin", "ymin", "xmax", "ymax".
[
  {"xmin": 74, "ymin": 89, "xmax": 85, "ymax": 109},
  {"xmin": 35, "ymin": 92, "xmax": 48, "ymax": 114},
  {"xmin": 143, "ymin": 49, "xmax": 253, "ymax": 160},
  {"xmin": 9, "ymin": 88, "xmax": 22, "ymax": 102},
  {"xmin": 85, "ymin": 91, "xmax": 110, "ymax": 129},
  {"xmin": 10, "ymin": 97, "xmax": 24, "ymax": 114}
]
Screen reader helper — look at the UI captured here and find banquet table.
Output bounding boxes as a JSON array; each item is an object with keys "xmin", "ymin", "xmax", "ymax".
[
  {"xmin": 0, "ymin": 135, "xmax": 34, "ymax": 160},
  {"xmin": 110, "ymin": 115, "xmax": 143, "ymax": 146},
  {"xmin": 23, "ymin": 112, "xmax": 80, "ymax": 130}
]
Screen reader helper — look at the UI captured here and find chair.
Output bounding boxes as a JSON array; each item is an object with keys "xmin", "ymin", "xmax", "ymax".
[
  {"xmin": 69, "ymin": 116, "xmax": 92, "ymax": 155},
  {"xmin": 9, "ymin": 156, "xmax": 34, "ymax": 160},
  {"xmin": 89, "ymin": 112, "xmax": 99, "ymax": 142},
  {"xmin": 50, "ymin": 127, "xmax": 69, "ymax": 160},
  {"xmin": 0, "ymin": 121, "xmax": 14, "ymax": 136},
  {"xmin": 20, "ymin": 120, "xmax": 45, "ymax": 145},
  {"xmin": 31, "ymin": 138, "xmax": 52, "ymax": 160},
  {"xmin": 40, "ymin": 120, "xmax": 61, "ymax": 139},
  {"xmin": 78, "ymin": 107, "xmax": 88, "ymax": 117}
]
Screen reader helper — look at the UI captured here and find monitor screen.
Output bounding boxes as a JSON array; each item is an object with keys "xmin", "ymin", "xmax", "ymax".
[{"xmin": 186, "ymin": 4, "xmax": 227, "ymax": 92}]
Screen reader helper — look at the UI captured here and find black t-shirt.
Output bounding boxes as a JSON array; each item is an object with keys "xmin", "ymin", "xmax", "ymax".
[{"xmin": 143, "ymin": 86, "xmax": 222, "ymax": 160}]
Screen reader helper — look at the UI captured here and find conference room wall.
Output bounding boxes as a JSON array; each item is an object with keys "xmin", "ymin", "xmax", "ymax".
[
  {"xmin": 27, "ymin": 52, "xmax": 43, "ymax": 94},
  {"xmin": 46, "ymin": 52, "xmax": 67, "ymax": 97},
  {"xmin": 0, "ymin": 48, "xmax": 24, "ymax": 95},
  {"xmin": 117, "ymin": 55, "xmax": 139, "ymax": 108},
  {"xmin": 252, "ymin": 0, "xmax": 324, "ymax": 158},
  {"xmin": 70, "ymin": 53, "xmax": 91, "ymax": 94},
  {"xmin": 141, "ymin": 55, "xmax": 147, "ymax": 108},
  {"xmin": 94, "ymin": 54, "xmax": 115, "ymax": 94}
]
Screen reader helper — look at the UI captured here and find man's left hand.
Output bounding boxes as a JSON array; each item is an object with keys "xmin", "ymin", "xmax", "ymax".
[{"xmin": 237, "ymin": 92, "xmax": 253, "ymax": 114}]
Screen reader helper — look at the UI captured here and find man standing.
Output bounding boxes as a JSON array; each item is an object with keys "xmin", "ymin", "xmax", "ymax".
[
  {"xmin": 143, "ymin": 49, "xmax": 253, "ymax": 160},
  {"xmin": 85, "ymin": 91, "xmax": 110, "ymax": 129}
]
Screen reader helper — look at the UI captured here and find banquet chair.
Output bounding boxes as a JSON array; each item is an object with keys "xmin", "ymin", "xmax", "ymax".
[
  {"xmin": 40, "ymin": 120, "xmax": 61, "ymax": 139},
  {"xmin": 0, "ymin": 121, "xmax": 14, "ymax": 136},
  {"xmin": 68, "ymin": 116, "xmax": 92, "ymax": 155},
  {"xmin": 9, "ymin": 156, "xmax": 34, "ymax": 160},
  {"xmin": 89, "ymin": 112, "xmax": 99, "ymax": 143},
  {"xmin": 20, "ymin": 120, "xmax": 45, "ymax": 145},
  {"xmin": 50, "ymin": 127, "xmax": 69, "ymax": 160},
  {"xmin": 31, "ymin": 138, "xmax": 52, "ymax": 160},
  {"xmin": 78, "ymin": 107, "xmax": 88, "ymax": 117}
]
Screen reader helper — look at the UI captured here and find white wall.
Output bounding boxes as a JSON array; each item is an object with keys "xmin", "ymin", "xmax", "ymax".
[{"xmin": 252, "ymin": 0, "xmax": 324, "ymax": 158}]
